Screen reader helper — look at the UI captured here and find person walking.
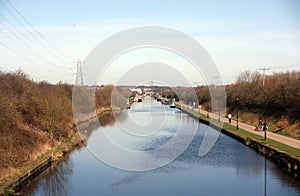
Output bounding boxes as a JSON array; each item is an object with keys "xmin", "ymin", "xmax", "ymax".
[
  {"xmin": 263, "ymin": 122, "xmax": 268, "ymax": 132},
  {"xmin": 228, "ymin": 113, "xmax": 232, "ymax": 124}
]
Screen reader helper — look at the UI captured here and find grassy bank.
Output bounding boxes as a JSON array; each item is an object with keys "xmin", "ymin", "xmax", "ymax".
[
  {"xmin": 179, "ymin": 106, "xmax": 300, "ymax": 157},
  {"xmin": 0, "ymin": 132, "xmax": 82, "ymax": 193}
]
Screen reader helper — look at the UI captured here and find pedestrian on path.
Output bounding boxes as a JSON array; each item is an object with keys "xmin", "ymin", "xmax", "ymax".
[
  {"xmin": 228, "ymin": 113, "xmax": 232, "ymax": 124},
  {"xmin": 263, "ymin": 122, "xmax": 268, "ymax": 132}
]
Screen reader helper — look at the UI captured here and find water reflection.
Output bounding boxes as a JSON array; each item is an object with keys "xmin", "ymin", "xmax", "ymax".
[
  {"xmin": 105, "ymin": 121, "xmax": 300, "ymax": 195},
  {"xmin": 98, "ymin": 112, "xmax": 117, "ymax": 126},
  {"xmin": 77, "ymin": 111, "xmax": 127, "ymax": 142},
  {"xmin": 22, "ymin": 99, "xmax": 300, "ymax": 195},
  {"xmin": 23, "ymin": 154, "xmax": 73, "ymax": 196},
  {"xmin": 111, "ymin": 174, "xmax": 141, "ymax": 189}
]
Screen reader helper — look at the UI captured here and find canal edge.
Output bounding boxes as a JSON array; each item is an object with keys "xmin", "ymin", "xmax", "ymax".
[
  {"xmin": 178, "ymin": 106, "xmax": 300, "ymax": 180},
  {"xmin": 0, "ymin": 132, "xmax": 85, "ymax": 196},
  {"xmin": 0, "ymin": 108, "xmax": 116, "ymax": 195}
]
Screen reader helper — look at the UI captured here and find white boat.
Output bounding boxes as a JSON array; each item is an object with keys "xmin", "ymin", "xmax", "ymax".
[{"xmin": 170, "ymin": 103, "xmax": 176, "ymax": 108}]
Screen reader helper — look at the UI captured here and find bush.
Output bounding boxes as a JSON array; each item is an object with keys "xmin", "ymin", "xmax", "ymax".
[{"xmin": 0, "ymin": 70, "xmax": 74, "ymax": 176}]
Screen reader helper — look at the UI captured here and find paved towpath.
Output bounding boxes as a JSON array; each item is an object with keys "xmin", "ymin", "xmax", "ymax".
[{"xmin": 181, "ymin": 104, "xmax": 300, "ymax": 150}]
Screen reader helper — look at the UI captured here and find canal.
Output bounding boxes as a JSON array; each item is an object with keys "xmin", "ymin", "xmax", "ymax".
[{"xmin": 23, "ymin": 97, "xmax": 300, "ymax": 195}]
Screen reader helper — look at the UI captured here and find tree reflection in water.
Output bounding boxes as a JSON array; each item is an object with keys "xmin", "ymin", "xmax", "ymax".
[
  {"xmin": 22, "ymin": 105, "xmax": 300, "ymax": 195},
  {"xmin": 40, "ymin": 155, "xmax": 73, "ymax": 196},
  {"xmin": 111, "ymin": 173, "xmax": 141, "ymax": 189},
  {"xmin": 23, "ymin": 154, "xmax": 74, "ymax": 196},
  {"xmin": 77, "ymin": 111, "xmax": 128, "ymax": 142},
  {"xmin": 37, "ymin": 112, "xmax": 120, "ymax": 195},
  {"xmin": 98, "ymin": 112, "xmax": 117, "ymax": 126}
]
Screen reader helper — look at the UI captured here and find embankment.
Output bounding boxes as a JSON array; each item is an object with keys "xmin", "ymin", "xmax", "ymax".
[
  {"xmin": 0, "ymin": 132, "xmax": 83, "ymax": 196},
  {"xmin": 179, "ymin": 106, "xmax": 300, "ymax": 180},
  {"xmin": 0, "ymin": 107, "xmax": 115, "ymax": 195}
]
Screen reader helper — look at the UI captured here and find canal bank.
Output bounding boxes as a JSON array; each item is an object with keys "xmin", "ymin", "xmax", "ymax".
[
  {"xmin": 178, "ymin": 105, "xmax": 300, "ymax": 180},
  {"xmin": 0, "ymin": 107, "xmax": 121, "ymax": 195},
  {"xmin": 0, "ymin": 132, "xmax": 83, "ymax": 196},
  {"xmin": 21, "ymin": 99, "xmax": 300, "ymax": 195},
  {"xmin": 0, "ymin": 106, "xmax": 122, "ymax": 195}
]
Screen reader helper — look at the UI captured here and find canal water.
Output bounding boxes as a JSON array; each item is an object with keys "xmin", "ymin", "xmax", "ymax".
[{"xmin": 23, "ymin": 97, "xmax": 300, "ymax": 195}]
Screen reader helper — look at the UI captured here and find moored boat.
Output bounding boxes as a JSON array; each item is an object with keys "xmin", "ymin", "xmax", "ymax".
[{"xmin": 170, "ymin": 103, "xmax": 176, "ymax": 108}]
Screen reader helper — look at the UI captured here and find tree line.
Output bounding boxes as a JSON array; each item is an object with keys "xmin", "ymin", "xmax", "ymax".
[
  {"xmin": 0, "ymin": 69, "xmax": 299, "ymax": 178},
  {"xmin": 157, "ymin": 70, "xmax": 300, "ymax": 122},
  {"xmin": 197, "ymin": 70, "xmax": 300, "ymax": 122},
  {"xmin": 0, "ymin": 70, "xmax": 114, "ymax": 178}
]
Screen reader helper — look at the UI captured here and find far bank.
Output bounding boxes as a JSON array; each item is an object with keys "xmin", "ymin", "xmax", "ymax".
[{"xmin": 178, "ymin": 105, "xmax": 300, "ymax": 181}]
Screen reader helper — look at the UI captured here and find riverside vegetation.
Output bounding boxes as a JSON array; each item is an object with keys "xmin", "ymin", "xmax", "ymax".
[
  {"xmin": 159, "ymin": 71, "xmax": 300, "ymax": 139},
  {"xmin": 0, "ymin": 69, "xmax": 299, "ymax": 187},
  {"xmin": 0, "ymin": 70, "xmax": 129, "ymax": 186}
]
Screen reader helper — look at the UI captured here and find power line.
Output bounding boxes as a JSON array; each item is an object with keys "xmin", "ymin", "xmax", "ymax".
[
  {"xmin": 0, "ymin": 27, "xmax": 31, "ymax": 53},
  {"xmin": 0, "ymin": 13, "xmax": 72, "ymax": 69},
  {"xmin": 0, "ymin": 40, "xmax": 62, "ymax": 74},
  {"xmin": 0, "ymin": 17, "xmax": 50, "ymax": 61},
  {"xmin": 2, "ymin": 0, "xmax": 73, "ymax": 63},
  {"xmin": 0, "ymin": 20, "xmax": 67, "ymax": 71},
  {"xmin": 5, "ymin": 0, "xmax": 73, "ymax": 61},
  {"xmin": 0, "ymin": 16, "xmax": 72, "ymax": 73},
  {"xmin": 0, "ymin": 1, "xmax": 73, "ymax": 74},
  {"xmin": 0, "ymin": 0, "xmax": 78, "ymax": 81},
  {"xmin": 0, "ymin": 3, "xmax": 48, "ymax": 51},
  {"xmin": 0, "ymin": 15, "xmax": 71, "ymax": 73}
]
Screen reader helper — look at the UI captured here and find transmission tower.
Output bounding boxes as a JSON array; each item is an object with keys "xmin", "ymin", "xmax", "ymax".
[
  {"xmin": 75, "ymin": 59, "xmax": 84, "ymax": 86},
  {"xmin": 149, "ymin": 79, "xmax": 154, "ymax": 87},
  {"xmin": 259, "ymin": 67, "xmax": 270, "ymax": 86}
]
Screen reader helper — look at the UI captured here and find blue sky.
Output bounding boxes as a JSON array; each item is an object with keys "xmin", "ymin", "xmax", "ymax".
[{"xmin": 0, "ymin": 0, "xmax": 300, "ymax": 84}]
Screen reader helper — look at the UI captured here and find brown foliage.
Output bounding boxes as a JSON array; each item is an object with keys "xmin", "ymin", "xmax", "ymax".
[
  {"xmin": 227, "ymin": 70, "xmax": 300, "ymax": 121},
  {"xmin": 192, "ymin": 70, "xmax": 300, "ymax": 126},
  {"xmin": 277, "ymin": 116, "xmax": 290, "ymax": 129},
  {"xmin": 0, "ymin": 70, "xmax": 121, "ymax": 179},
  {"xmin": 0, "ymin": 70, "xmax": 74, "ymax": 176},
  {"xmin": 95, "ymin": 85, "xmax": 113, "ymax": 109}
]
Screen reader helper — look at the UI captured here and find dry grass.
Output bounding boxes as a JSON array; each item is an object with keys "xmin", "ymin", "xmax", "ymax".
[
  {"xmin": 285, "ymin": 123, "xmax": 300, "ymax": 135},
  {"xmin": 237, "ymin": 110, "xmax": 300, "ymax": 140},
  {"xmin": 276, "ymin": 122, "xmax": 300, "ymax": 140},
  {"xmin": 0, "ymin": 70, "xmax": 115, "ymax": 185},
  {"xmin": 0, "ymin": 71, "xmax": 73, "ymax": 185},
  {"xmin": 237, "ymin": 111, "xmax": 260, "ymax": 125}
]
